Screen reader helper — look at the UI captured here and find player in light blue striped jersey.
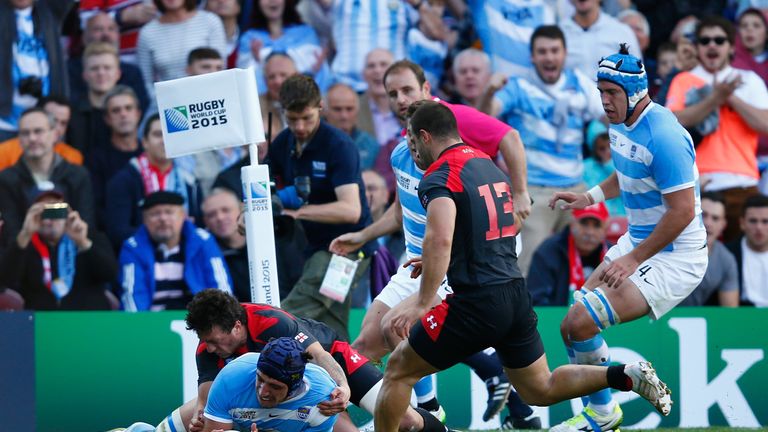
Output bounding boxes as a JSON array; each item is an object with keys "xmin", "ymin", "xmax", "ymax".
[
  {"xmin": 548, "ymin": 44, "xmax": 705, "ymax": 432},
  {"xmin": 202, "ymin": 338, "xmax": 338, "ymax": 432}
]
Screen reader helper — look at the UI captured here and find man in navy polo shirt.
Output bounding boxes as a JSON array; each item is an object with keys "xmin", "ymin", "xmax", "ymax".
[{"xmin": 268, "ymin": 74, "xmax": 376, "ymax": 341}]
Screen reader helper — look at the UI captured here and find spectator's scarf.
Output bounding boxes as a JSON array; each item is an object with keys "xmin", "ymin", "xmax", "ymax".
[
  {"xmin": 133, "ymin": 154, "xmax": 190, "ymax": 212},
  {"xmin": 567, "ymin": 232, "xmax": 607, "ymax": 304},
  {"xmin": 30, "ymin": 233, "xmax": 76, "ymax": 301}
]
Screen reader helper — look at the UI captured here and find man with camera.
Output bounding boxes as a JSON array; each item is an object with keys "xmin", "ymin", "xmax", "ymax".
[
  {"xmin": 0, "ymin": 0, "xmax": 75, "ymax": 141},
  {"xmin": 0, "ymin": 190, "xmax": 116, "ymax": 310},
  {"xmin": 0, "ymin": 107, "xmax": 95, "ymax": 252},
  {"xmin": 269, "ymin": 75, "xmax": 376, "ymax": 342}
]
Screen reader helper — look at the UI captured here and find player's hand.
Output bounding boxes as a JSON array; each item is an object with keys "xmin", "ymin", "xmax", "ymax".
[
  {"xmin": 318, "ymin": 385, "xmax": 351, "ymax": 415},
  {"xmin": 329, "ymin": 232, "xmax": 365, "ymax": 256},
  {"xmin": 403, "ymin": 256, "xmax": 423, "ymax": 278},
  {"xmin": 390, "ymin": 302, "xmax": 428, "ymax": 340},
  {"xmin": 189, "ymin": 409, "xmax": 205, "ymax": 432},
  {"xmin": 548, "ymin": 191, "xmax": 592, "ymax": 211},
  {"xmin": 599, "ymin": 254, "xmax": 640, "ymax": 289},
  {"xmin": 513, "ymin": 190, "xmax": 532, "ymax": 223}
]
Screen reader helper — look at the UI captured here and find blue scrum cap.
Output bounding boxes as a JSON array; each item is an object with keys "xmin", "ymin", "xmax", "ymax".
[
  {"xmin": 257, "ymin": 337, "xmax": 308, "ymax": 393},
  {"xmin": 597, "ymin": 43, "xmax": 648, "ymax": 121}
]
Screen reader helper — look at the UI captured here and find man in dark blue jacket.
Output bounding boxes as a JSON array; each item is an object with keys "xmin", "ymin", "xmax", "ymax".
[
  {"xmin": 528, "ymin": 203, "xmax": 611, "ymax": 306},
  {"xmin": 118, "ymin": 191, "xmax": 231, "ymax": 311}
]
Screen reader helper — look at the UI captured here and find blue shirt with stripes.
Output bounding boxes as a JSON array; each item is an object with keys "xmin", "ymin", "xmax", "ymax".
[
  {"xmin": 331, "ymin": 0, "xmax": 416, "ymax": 92},
  {"xmin": 391, "ymin": 140, "xmax": 426, "ymax": 260},
  {"xmin": 468, "ymin": 0, "xmax": 554, "ymax": 78},
  {"xmin": 0, "ymin": 7, "xmax": 50, "ymax": 132},
  {"xmin": 609, "ymin": 102, "xmax": 706, "ymax": 252},
  {"xmin": 237, "ymin": 24, "xmax": 334, "ymax": 95},
  {"xmin": 495, "ymin": 68, "xmax": 603, "ymax": 187},
  {"xmin": 204, "ymin": 352, "xmax": 338, "ymax": 432}
]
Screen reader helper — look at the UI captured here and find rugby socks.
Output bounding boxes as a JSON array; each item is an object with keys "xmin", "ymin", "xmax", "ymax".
[
  {"xmin": 414, "ymin": 407, "xmax": 448, "ymax": 432},
  {"xmin": 572, "ymin": 335, "xmax": 616, "ymax": 415},
  {"xmin": 414, "ymin": 375, "xmax": 437, "ymax": 405},
  {"xmin": 607, "ymin": 365, "xmax": 633, "ymax": 391}
]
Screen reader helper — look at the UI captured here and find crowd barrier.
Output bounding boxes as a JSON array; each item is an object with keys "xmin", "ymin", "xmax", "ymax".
[{"xmin": 1, "ymin": 307, "xmax": 765, "ymax": 431}]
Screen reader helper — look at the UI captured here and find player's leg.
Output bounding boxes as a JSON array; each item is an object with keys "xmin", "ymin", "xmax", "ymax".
[
  {"xmin": 156, "ymin": 398, "xmax": 196, "ymax": 432},
  {"xmin": 333, "ymin": 411, "xmax": 361, "ymax": 432},
  {"xmin": 351, "ymin": 299, "xmax": 392, "ymax": 362},
  {"xmin": 374, "ymin": 340, "xmax": 441, "ymax": 432},
  {"xmin": 381, "ymin": 291, "xmax": 447, "ymax": 421}
]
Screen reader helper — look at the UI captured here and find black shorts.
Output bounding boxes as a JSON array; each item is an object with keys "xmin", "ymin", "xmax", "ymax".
[
  {"xmin": 408, "ymin": 278, "xmax": 544, "ymax": 370},
  {"xmin": 329, "ymin": 340, "xmax": 382, "ymax": 406}
]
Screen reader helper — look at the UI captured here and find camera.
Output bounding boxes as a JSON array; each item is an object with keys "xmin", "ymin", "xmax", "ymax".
[
  {"xmin": 18, "ymin": 76, "xmax": 43, "ymax": 99},
  {"xmin": 41, "ymin": 203, "xmax": 69, "ymax": 220}
]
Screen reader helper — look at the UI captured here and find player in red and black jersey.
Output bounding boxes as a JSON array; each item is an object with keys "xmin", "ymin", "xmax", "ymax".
[
  {"xmin": 373, "ymin": 101, "xmax": 674, "ymax": 432},
  {"xmin": 159, "ymin": 289, "xmax": 446, "ymax": 432}
]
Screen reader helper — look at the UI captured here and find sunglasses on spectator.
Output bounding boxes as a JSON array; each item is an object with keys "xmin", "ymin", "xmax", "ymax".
[{"xmin": 697, "ymin": 36, "xmax": 728, "ymax": 46}]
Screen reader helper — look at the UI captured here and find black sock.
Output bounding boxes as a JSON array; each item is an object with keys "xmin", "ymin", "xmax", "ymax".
[
  {"xmin": 414, "ymin": 407, "xmax": 447, "ymax": 432},
  {"xmin": 462, "ymin": 351, "xmax": 504, "ymax": 381},
  {"xmin": 607, "ymin": 364, "xmax": 633, "ymax": 391},
  {"xmin": 417, "ymin": 397, "xmax": 440, "ymax": 412},
  {"xmin": 506, "ymin": 389, "xmax": 534, "ymax": 419}
]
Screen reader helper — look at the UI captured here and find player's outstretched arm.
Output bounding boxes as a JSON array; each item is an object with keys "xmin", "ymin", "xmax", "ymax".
[
  {"xmin": 306, "ymin": 342, "xmax": 351, "ymax": 415},
  {"xmin": 328, "ymin": 194, "xmax": 403, "ymax": 255},
  {"xmin": 189, "ymin": 382, "xmax": 213, "ymax": 432},
  {"xmin": 549, "ymin": 172, "xmax": 620, "ymax": 210},
  {"xmin": 497, "ymin": 129, "xmax": 531, "ymax": 222}
]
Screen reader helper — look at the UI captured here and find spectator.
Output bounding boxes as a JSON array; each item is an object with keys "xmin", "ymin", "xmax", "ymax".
[
  {"xmin": 175, "ymin": 48, "xmax": 244, "ymax": 195},
  {"xmin": 583, "ymin": 124, "xmax": 625, "ymax": 217},
  {"xmin": 466, "ymin": 0, "xmax": 555, "ymax": 77},
  {"xmin": 326, "ymin": 0, "xmax": 444, "ymax": 91},
  {"xmin": 202, "ymin": 188, "xmax": 250, "ymax": 302},
  {"xmin": 68, "ymin": 12, "xmax": 150, "ymax": 113},
  {"xmin": 0, "ymin": 96, "xmax": 82, "ymax": 171},
  {"xmin": 733, "ymin": 8, "xmax": 768, "ymax": 163},
  {"xmin": 667, "ymin": 16, "xmax": 768, "ymax": 242},
  {"xmin": 362, "ymin": 169, "xmax": 390, "ymax": 224},
  {"xmin": 68, "ymin": 42, "xmax": 122, "ymax": 155},
  {"xmin": 236, "ymin": 0, "xmax": 332, "ymax": 94},
  {"xmin": 136, "ymin": 0, "xmax": 226, "ymax": 99},
  {"xmin": 118, "ymin": 191, "xmax": 232, "ymax": 311},
  {"xmin": 357, "ymin": 48, "xmax": 399, "ymax": 148},
  {"xmin": 0, "ymin": 190, "xmax": 116, "ymax": 310},
  {"xmin": 654, "ymin": 16, "xmax": 700, "ymax": 106},
  {"xmin": 270, "ymin": 75, "xmax": 376, "ymax": 341},
  {"xmin": 0, "ymin": 0, "xmax": 74, "ymax": 142},
  {"xmin": 405, "ymin": 2, "xmax": 450, "ymax": 89},
  {"xmin": 79, "ymin": 0, "xmax": 158, "ymax": 63},
  {"xmin": 727, "ymin": 193, "xmax": 768, "ymax": 306},
  {"xmin": 205, "ymin": 0, "xmax": 241, "ymax": 68},
  {"xmin": 528, "ymin": 203, "xmax": 611, "ymax": 306},
  {"xmin": 260, "ymin": 52, "xmax": 298, "ymax": 142},
  {"xmin": 105, "ymin": 114, "xmax": 202, "ymax": 250},
  {"xmin": 0, "ymin": 108, "xmax": 95, "ymax": 250},
  {"xmin": 561, "ymin": 0, "xmax": 641, "ymax": 79},
  {"xmin": 680, "ymin": 192, "xmax": 739, "ymax": 306},
  {"xmin": 324, "ymin": 83, "xmax": 378, "ymax": 170},
  {"xmin": 452, "ymin": 48, "xmax": 492, "ymax": 108},
  {"xmin": 618, "ymin": 9, "xmax": 651, "ymax": 54},
  {"xmin": 87, "ymin": 85, "xmax": 143, "ymax": 230},
  {"xmin": 478, "ymin": 25, "xmax": 604, "ymax": 275},
  {"xmin": 651, "ymin": 42, "xmax": 678, "ymax": 100}
]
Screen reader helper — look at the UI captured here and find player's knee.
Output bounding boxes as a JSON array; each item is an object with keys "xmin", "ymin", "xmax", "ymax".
[
  {"xmin": 383, "ymin": 345, "xmax": 419, "ymax": 385},
  {"xmin": 381, "ymin": 319, "xmax": 403, "ymax": 352},
  {"xmin": 559, "ymin": 318, "xmax": 570, "ymax": 343}
]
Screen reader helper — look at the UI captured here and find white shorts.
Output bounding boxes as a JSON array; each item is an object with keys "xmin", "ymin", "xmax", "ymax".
[
  {"xmin": 605, "ymin": 233, "xmax": 708, "ymax": 320},
  {"xmin": 373, "ymin": 264, "xmax": 452, "ymax": 309}
]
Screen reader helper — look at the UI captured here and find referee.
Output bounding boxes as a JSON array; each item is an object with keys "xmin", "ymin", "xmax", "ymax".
[{"xmin": 373, "ymin": 101, "xmax": 673, "ymax": 432}]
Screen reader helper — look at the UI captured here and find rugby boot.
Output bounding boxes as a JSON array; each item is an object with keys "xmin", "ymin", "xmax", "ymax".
[
  {"xmin": 549, "ymin": 404, "xmax": 623, "ymax": 432},
  {"xmin": 624, "ymin": 361, "xmax": 673, "ymax": 416}
]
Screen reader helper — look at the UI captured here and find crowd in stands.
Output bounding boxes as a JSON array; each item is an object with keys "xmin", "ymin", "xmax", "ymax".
[{"xmin": 1, "ymin": 0, "xmax": 768, "ymax": 319}]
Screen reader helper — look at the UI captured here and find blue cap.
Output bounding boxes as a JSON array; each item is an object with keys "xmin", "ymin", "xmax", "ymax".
[
  {"xmin": 258, "ymin": 337, "xmax": 308, "ymax": 393},
  {"xmin": 597, "ymin": 43, "xmax": 648, "ymax": 121}
]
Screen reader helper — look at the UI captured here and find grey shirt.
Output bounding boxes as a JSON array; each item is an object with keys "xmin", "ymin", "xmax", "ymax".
[{"xmin": 679, "ymin": 241, "xmax": 738, "ymax": 306}]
